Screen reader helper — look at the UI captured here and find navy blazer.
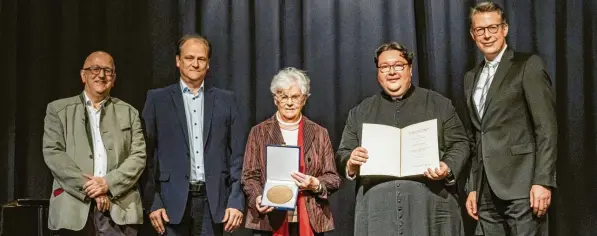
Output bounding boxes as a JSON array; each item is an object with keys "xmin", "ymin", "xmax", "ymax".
[{"xmin": 142, "ymin": 83, "xmax": 247, "ymax": 224}]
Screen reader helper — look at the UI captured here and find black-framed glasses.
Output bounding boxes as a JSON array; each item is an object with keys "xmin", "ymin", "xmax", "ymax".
[
  {"xmin": 377, "ymin": 64, "xmax": 408, "ymax": 73},
  {"xmin": 83, "ymin": 66, "xmax": 115, "ymax": 76},
  {"xmin": 471, "ymin": 23, "xmax": 506, "ymax": 36}
]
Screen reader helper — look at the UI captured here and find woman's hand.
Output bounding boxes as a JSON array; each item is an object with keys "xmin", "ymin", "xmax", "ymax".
[
  {"xmin": 291, "ymin": 171, "xmax": 321, "ymax": 192},
  {"xmin": 255, "ymin": 195, "xmax": 275, "ymax": 214}
]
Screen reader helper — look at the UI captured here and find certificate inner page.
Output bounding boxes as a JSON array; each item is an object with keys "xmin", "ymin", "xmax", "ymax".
[
  {"xmin": 400, "ymin": 119, "xmax": 440, "ymax": 177},
  {"xmin": 360, "ymin": 123, "xmax": 402, "ymax": 177}
]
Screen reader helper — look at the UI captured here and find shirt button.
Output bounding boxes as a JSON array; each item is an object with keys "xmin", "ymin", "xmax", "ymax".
[
  {"xmin": 195, "ymin": 136, "xmax": 198, "ymax": 139},
  {"xmin": 196, "ymin": 151, "xmax": 199, "ymax": 154},
  {"xmin": 194, "ymin": 110, "xmax": 196, "ymax": 112},
  {"xmin": 194, "ymin": 123, "xmax": 197, "ymax": 126}
]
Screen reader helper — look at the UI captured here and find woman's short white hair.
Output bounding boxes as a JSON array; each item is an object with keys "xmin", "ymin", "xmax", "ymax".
[{"xmin": 270, "ymin": 67, "xmax": 311, "ymax": 96}]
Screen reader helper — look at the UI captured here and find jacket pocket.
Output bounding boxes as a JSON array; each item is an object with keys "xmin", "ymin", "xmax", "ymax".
[
  {"xmin": 120, "ymin": 122, "xmax": 131, "ymax": 130},
  {"xmin": 510, "ymin": 143, "xmax": 535, "ymax": 155}
]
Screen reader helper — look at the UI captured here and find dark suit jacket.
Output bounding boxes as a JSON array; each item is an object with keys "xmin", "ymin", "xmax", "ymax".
[
  {"xmin": 142, "ymin": 83, "xmax": 248, "ymax": 224},
  {"xmin": 464, "ymin": 48, "xmax": 557, "ymax": 200},
  {"xmin": 242, "ymin": 115, "xmax": 340, "ymax": 233}
]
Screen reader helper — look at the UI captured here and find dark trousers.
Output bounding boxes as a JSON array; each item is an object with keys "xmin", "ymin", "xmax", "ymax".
[
  {"xmin": 165, "ymin": 184, "xmax": 223, "ymax": 236},
  {"xmin": 478, "ymin": 172, "xmax": 547, "ymax": 236},
  {"xmin": 56, "ymin": 204, "xmax": 138, "ymax": 236}
]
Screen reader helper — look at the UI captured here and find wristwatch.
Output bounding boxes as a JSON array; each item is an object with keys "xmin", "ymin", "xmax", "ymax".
[
  {"xmin": 313, "ymin": 183, "xmax": 323, "ymax": 193},
  {"xmin": 445, "ymin": 168, "xmax": 456, "ymax": 185}
]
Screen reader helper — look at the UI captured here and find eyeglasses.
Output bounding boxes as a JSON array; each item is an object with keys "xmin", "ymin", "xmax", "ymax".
[
  {"xmin": 274, "ymin": 94, "xmax": 304, "ymax": 104},
  {"xmin": 377, "ymin": 64, "xmax": 408, "ymax": 73},
  {"xmin": 471, "ymin": 23, "xmax": 505, "ymax": 36},
  {"xmin": 83, "ymin": 66, "xmax": 115, "ymax": 76}
]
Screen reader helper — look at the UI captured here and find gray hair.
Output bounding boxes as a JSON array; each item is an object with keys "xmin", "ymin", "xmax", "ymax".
[
  {"xmin": 270, "ymin": 67, "xmax": 311, "ymax": 96},
  {"xmin": 470, "ymin": 2, "xmax": 507, "ymax": 27}
]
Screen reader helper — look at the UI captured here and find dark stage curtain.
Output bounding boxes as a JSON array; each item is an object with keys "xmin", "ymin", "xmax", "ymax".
[{"xmin": 1, "ymin": 0, "xmax": 596, "ymax": 235}]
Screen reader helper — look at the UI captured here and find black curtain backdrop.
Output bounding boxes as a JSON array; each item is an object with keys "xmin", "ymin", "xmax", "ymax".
[{"xmin": 1, "ymin": 0, "xmax": 595, "ymax": 235}]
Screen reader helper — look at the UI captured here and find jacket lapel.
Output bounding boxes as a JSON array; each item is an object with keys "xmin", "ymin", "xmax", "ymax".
[
  {"xmin": 78, "ymin": 93, "xmax": 94, "ymax": 174},
  {"xmin": 265, "ymin": 116, "xmax": 285, "ymax": 145},
  {"xmin": 203, "ymin": 88, "xmax": 214, "ymax": 148},
  {"xmin": 466, "ymin": 63, "xmax": 484, "ymax": 130},
  {"xmin": 170, "ymin": 85, "xmax": 190, "ymax": 149},
  {"xmin": 301, "ymin": 117, "xmax": 315, "ymax": 155},
  {"xmin": 482, "ymin": 48, "xmax": 514, "ymax": 123}
]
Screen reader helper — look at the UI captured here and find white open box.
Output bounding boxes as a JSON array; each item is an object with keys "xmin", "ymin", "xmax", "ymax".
[{"xmin": 260, "ymin": 145, "xmax": 300, "ymax": 210}]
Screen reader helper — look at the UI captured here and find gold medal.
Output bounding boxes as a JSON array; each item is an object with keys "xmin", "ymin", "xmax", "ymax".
[{"xmin": 266, "ymin": 185, "xmax": 293, "ymax": 204}]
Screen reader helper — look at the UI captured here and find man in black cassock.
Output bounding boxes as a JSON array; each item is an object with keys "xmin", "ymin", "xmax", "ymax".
[{"xmin": 337, "ymin": 42, "xmax": 470, "ymax": 236}]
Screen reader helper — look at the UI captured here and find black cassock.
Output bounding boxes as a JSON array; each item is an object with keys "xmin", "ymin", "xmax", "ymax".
[{"xmin": 337, "ymin": 85, "xmax": 470, "ymax": 236}]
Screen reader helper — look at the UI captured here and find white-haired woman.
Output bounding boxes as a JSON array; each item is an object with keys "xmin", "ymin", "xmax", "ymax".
[{"xmin": 242, "ymin": 67, "xmax": 340, "ymax": 236}]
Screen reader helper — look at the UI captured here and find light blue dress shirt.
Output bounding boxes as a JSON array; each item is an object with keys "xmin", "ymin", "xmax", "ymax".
[{"xmin": 180, "ymin": 80, "xmax": 205, "ymax": 182}]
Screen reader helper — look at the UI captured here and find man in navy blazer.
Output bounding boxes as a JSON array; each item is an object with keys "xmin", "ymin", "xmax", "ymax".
[{"xmin": 143, "ymin": 34, "xmax": 247, "ymax": 235}]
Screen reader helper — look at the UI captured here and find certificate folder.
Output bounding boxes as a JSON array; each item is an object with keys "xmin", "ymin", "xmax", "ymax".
[
  {"xmin": 261, "ymin": 145, "xmax": 300, "ymax": 210},
  {"xmin": 360, "ymin": 119, "xmax": 440, "ymax": 177}
]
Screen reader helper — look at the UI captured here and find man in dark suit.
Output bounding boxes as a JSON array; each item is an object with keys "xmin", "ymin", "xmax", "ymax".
[
  {"xmin": 463, "ymin": 2, "xmax": 557, "ymax": 235},
  {"xmin": 143, "ymin": 34, "xmax": 247, "ymax": 235}
]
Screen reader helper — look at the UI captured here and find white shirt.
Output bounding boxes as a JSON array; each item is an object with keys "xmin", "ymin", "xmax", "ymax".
[
  {"xmin": 473, "ymin": 45, "xmax": 508, "ymax": 117},
  {"xmin": 276, "ymin": 113, "xmax": 301, "ymax": 222},
  {"xmin": 277, "ymin": 112, "xmax": 300, "ymax": 145},
  {"xmin": 84, "ymin": 92, "xmax": 108, "ymax": 177}
]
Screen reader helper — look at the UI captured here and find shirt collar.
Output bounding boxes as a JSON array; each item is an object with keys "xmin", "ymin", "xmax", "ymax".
[
  {"xmin": 380, "ymin": 84, "xmax": 415, "ymax": 101},
  {"xmin": 485, "ymin": 44, "xmax": 507, "ymax": 66},
  {"xmin": 83, "ymin": 91, "xmax": 108, "ymax": 108},
  {"xmin": 180, "ymin": 79, "xmax": 205, "ymax": 95}
]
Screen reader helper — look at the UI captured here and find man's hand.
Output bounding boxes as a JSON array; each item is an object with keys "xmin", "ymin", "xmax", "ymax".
[
  {"xmin": 347, "ymin": 147, "xmax": 368, "ymax": 176},
  {"xmin": 83, "ymin": 174, "xmax": 109, "ymax": 198},
  {"xmin": 94, "ymin": 194, "xmax": 111, "ymax": 212},
  {"xmin": 424, "ymin": 161, "xmax": 450, "ymax": 180},
  {"xmin": 291, "ymin": 172, "xmax": 321, "ymax": 192},
  {"xmin": 149, "ymin": 208, "xmax": 170, "ymax": 234},
  {"xmin": 223, "ymin": 208, "xmax": 243, "ymax": 232},
  {"xmin": 255, "ymin": 195, "xmax": 275, "ymax": 214},
  {"xmin": 466, "ymin": 191, "xmax": 478, "ymax": 220},
  {"xmin": 530, "ymin": 185, "xmax": 551, "ymax": 217}
]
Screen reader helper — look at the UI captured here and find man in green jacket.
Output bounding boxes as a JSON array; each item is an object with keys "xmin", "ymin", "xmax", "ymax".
[{"xmin": 42, "ymin": 51, "xmax": 146, "ymax": 235}]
